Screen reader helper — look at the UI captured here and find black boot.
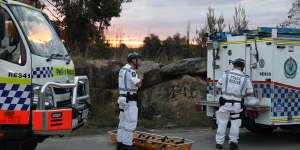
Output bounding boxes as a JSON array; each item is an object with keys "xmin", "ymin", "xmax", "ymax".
[
  {"xmin": 216, "ymin": 144, "xmax": 223, "ymax": 149},
  {"xmin": 229, "ymin": 142, "xmax": 239, "ymax": 150},
  {"xmin": 120, "ymin": 144, "xmax": 140, "ymax": 150}
]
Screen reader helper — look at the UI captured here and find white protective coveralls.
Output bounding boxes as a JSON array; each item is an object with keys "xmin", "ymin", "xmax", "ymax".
[
  {"xmin": 117, "ymin": 64, "xmax": 141, "ymax": 146},
  {"xmin": 215, "ymin": 69, "xmax": 253, "ymax": 145}
]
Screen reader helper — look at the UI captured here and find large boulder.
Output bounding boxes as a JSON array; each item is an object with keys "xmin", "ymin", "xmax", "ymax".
[
  {"xmin": 139, "ymin": 75, "xmax": 206, "ymax": 120},
  {"xmin": 139, "ymin": 61, "xmax": 161, "ymax": 88},
  {"xmin": 90, "ymin": 88, "xmax": 119, "ymax": 103},
  {"xmin": 161, "ymin": 57, "xmax": 206, "ymax": 76},
  {"xmin": 75, "ymin": 60, "xmax": 124, "ymax": 90},
  {"xmin": 75, "ymin": 61, "xmax": 97, "ymax": 88}
]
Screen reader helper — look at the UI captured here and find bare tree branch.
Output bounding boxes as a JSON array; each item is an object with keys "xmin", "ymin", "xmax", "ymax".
[
  {"xmin": 281, "ymin": 0, "xmax": 300, "ymax": 28},
  {"xmin": 45, "ymin": 6, "xmax": 61, "ymax": 21},
  {"xmin": 207, "ymin": 6, "xmax": 217, "ymax": 33},
  {"xmin": 44, "ymin": 0, "xmax": 57, "ymax": 8},
  {"xmin": 217, "ymin": 14, "xmax": 225, "ymax": 32},
  {"xmin": 233, "ymin": 4, "xmax": 248, "ymax": 31}
]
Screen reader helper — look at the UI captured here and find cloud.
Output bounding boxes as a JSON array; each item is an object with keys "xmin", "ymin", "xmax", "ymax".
[{"xmin": 108, "ymin": 0, "xmax": 291, "ymax": 40}]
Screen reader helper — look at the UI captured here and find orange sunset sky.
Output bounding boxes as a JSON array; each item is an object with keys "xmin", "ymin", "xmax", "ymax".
[{"xmin": 40, "ymin": 0, "xmax": 290, "ymax": 48}]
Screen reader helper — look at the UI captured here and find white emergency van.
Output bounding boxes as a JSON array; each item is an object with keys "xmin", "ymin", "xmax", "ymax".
[
  {"xmin": 197, "ymin": 27, "xmax": 300, "ymax": 133},
  {"xmin": 0, "ymin": 0, "xmax": 90, "ymax": 149}
]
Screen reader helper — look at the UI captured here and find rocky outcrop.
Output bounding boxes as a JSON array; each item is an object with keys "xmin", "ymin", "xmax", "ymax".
[
  {"xmin": 75, "ymin": 58, "xmax": 207, "ymax": 106},
  {"xmin": 76, "ymin": 58, "xmax": 209, "ymax": 127},
  {"xmin": 76, "ymin": 60, "xmax": 123, "ymax": 90},
  {"xmin": 89, "ymin": 88, "xmax": 119, "ymax": 104},
  {"xmin": 161, "ymin": 57, "xmax": 206, "ymax": 76},
  {"xmin": 75, "ymin": 57, "xmax": 211, "ymax": 127},
  {"xmin": 140, "ymin": 61, "xmax": 161, "ymax": 88},
  {"xmin": 75, "ymin": 60, "xmax": 123, "ymax": 103},
  {"xmin": 139, "ymin": 75, "xmax": 206, "ymax": 119}
]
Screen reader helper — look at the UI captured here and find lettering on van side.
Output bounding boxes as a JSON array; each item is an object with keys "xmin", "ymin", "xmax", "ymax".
[
  {"xmin": 55, "ymin": 68, "xmax": 75, "ymax": 76},
  {"xmin": 259, "ymin": 72, "xmax": 271, "ymax": 77},
  {"xmin": 53, "ymin": 67, "xmax": 75, "ymax": 77},
  {"xmin": 8, "ymin": 72, "xmax": 31, "ymax": 79}
]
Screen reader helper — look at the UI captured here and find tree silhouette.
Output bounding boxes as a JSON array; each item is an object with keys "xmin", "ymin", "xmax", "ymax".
[
  {"xmin": 43, "ymin": 0, "xmax": 131, "ymax": 56},
  {"xmin": 233, "ymin": 4, "xmax": 248, "ymax": 31},
  {"xmin": 281, "ymin": 0, "xmax": 300, "ymax": 28}
]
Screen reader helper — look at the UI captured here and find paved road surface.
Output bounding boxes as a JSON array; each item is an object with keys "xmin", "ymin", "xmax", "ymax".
[{"xmin": 36, "ymin": 128, "xmax": 300, "ymax": 150}]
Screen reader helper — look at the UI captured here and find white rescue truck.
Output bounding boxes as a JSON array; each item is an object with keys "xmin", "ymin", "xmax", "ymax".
[
  {"xmin": 197, "ymin": 27, "xmax": 300, "ymax": 133},
  {"xmin": 0, "ymin": 0, "xmax": 90, "ymax": 149}
]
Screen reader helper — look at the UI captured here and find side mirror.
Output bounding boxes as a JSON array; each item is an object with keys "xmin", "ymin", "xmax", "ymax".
[{"xmin": 0, "ymin": 8, "xmax": 5, "ymax": 41}]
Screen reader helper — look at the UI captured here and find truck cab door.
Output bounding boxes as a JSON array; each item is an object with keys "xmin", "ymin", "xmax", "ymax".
[{"xmin": 0, "ymin": 6, "xmax": 32, "ymax": 125}]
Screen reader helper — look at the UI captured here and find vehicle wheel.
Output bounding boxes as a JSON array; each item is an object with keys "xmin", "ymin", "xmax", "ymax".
[{"xmin": 244, "ymin": 117, "xmax": 274, "ymax": 134}]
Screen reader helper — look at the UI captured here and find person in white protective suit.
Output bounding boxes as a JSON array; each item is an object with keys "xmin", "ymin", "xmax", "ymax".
[
  {"xmin": 215, "ymin": 58, "xmax": 253, "ymax": 150},
  {"xmin": 117, "ymin": 52, "xmax": 142, "ymax": 150}
]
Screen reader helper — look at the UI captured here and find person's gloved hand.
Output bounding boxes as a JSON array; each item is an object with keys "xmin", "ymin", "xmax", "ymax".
[
  {"xmin": 118, "ymin": 98, "xmax": 128, "ymax": 111},
  {"xmin": 137, "ymin": 70, "xmax": 143, "ymax": 80}
]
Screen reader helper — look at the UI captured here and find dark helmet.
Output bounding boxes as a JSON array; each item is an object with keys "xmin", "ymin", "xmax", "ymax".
[
  {"xmin": 127, "ymin": 52, "xmax": 141, "ymax": 62},
  {"xmin": 233, "ymin": 58, "xmax": 245, "ymax": 68}
]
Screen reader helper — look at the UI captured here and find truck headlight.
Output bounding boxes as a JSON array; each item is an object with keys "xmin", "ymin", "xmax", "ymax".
[
  {"xmin": 32, "ymin": 85, "xmax": 40, "ymax": 106},
  {"xmin": 32, "ymin": 85, "xmax": 54, "ymax": 109},
  {"xmin": 44, "ymin": 87, "xmax": 54, "ymax": 108}
]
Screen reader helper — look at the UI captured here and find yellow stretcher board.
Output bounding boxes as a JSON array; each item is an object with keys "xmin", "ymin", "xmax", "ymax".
[{"xmin": 108, "ymin": 130, "xmax": 194, "ymax": 150}]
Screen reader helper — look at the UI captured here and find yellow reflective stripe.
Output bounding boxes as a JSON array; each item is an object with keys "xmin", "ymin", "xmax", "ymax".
[
  {"xmin": 272, "ymin": 118, "xmax": 300, "ymax": 122},
  {"xmin": 220, "ymin": 39, "xmax": 273, "ymax": 45},
  {"xmin": 0, "ymin": 77, "xmax": 31, "ymax": 85},
  {"xmin": 220, "ymin": 39, "xmax": 300, "ymax": 45},
  {"xmin": 10, "ymin": 1, "xmax": 41, "ymax": 12},
  {"xmin": 53, "ymin": 67, "xmax": 75, "ymax": 77},
  {"xmin": 272, "ymin": 119, "xmax": 287, "ymax": 122},
  {"xmin": 0, "ymin": 2, "xmax": 4, "ymax": 6},
  {"xmin": 257, "ymin": 39, "xmax": 273, "ymax": 42},
  {"xmin": 273, "ymin": 41, "xmax": 300, "ymax": 44},
  {"xmin": 220, "ymin": 41, "xmax": 251, "ymax": 45}
]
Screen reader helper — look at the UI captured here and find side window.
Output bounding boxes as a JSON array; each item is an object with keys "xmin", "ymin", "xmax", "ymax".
[{"xmin": 0, "ymin": 7, "xmax": 26, "ymax": 65}]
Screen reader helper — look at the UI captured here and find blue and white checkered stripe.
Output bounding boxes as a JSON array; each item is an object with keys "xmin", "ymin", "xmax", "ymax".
[
  {"xmin": 0, "ymin": 83, "xmax": 31, "ymax": 111},
  {"xmin": 32, "ymin": 67, "xmax": 53, "ymax": 79},
  {"xmin": 207, "ymin": 82, "xmax": 273, "ymax": 98},
  {"xmin": 207, "ymin": 81, "xmax": 300, "ymax": 118},
  {"xmin": 253, "ymin": 83, "xmax": 272, "ymax": 98},
  {"xmin": 272, "ymin": 85, "xmax": 300, "ymax": 117},
  {"xmin": 207, "ymin": 82, "xmax": 221, "ymax": 95},
  {"xmin": 247, "ymin": 82, "xmax": 300, "ymax": 118}
]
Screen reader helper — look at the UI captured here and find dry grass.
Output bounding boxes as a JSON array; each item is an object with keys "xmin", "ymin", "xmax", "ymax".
[{"xmin": 88, "ymin": 100, "xmax": 211, "ymax": 129}]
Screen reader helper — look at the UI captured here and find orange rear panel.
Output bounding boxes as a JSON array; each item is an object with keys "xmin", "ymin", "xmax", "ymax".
[
  {"xmin": 47, "ymin": 110, "xmax": 72, "ymax": 130},
  {"xmin": 32, "ymin": 111, "xmax": 43, "ymax": 130},
  {"xmin": 0, "ymin": 110, "xmax": 29, "ymax": 125}
]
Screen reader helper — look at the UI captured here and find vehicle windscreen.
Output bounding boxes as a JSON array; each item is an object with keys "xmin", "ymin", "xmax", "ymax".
[{"xmin": 9, "ymin": 5, "xmax": 67, "ymax": 58}]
